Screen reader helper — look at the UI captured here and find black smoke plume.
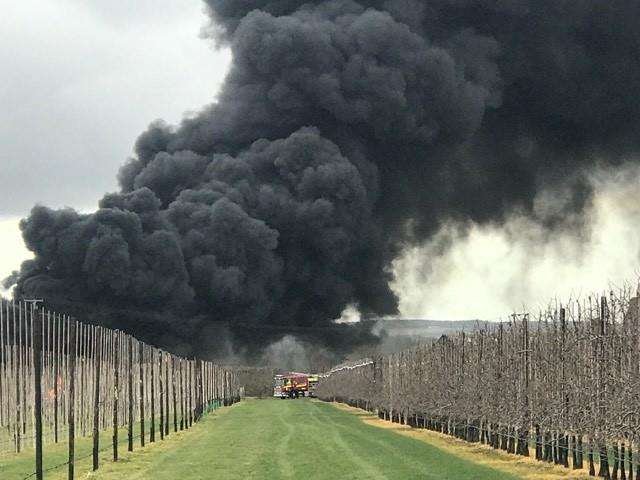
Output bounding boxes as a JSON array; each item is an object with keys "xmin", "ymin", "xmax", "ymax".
[{"xmin": 12, "ymin": 0, "xmax": 640, "ymax": 359}]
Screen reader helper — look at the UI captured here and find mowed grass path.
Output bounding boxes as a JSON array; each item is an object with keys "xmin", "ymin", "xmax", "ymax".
[{"xmin": 6, "ymin": 398, "xmax": 520, "ymax": 480}]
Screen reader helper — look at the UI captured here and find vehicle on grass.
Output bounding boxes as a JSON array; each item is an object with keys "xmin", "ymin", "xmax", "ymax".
[
  {"xmin": 282, "ymin": 373, "xmax": 308, "ymax": 398},
  {"xmin": 273, "ymin": 372, "xmax": 317, "ymax": 399}
]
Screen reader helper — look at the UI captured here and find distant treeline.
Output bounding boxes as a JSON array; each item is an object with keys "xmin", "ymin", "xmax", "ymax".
[{"xmin": 235, "ymin": 367, "xmax": 279, "ymax": 398}]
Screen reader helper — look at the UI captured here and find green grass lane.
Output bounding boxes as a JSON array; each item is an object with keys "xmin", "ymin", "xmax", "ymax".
[
  {"xmin": 1, "ymin": 398, "xmax": 521, "ymax": 480},
  {"xmin": 1, "ymin": 415, "xmax": 186, "ymax": 480}
]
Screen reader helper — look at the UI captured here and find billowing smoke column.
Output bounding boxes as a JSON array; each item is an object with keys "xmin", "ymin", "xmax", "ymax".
[{"xmin": 13, "ymin": 0, "xmax": 640, "ymax": 358}]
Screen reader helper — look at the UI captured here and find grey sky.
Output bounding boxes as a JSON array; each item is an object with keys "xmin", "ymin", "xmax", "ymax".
[{"xmin": 1, "ymin": 0, "xmax": 230, "ymax": 215}]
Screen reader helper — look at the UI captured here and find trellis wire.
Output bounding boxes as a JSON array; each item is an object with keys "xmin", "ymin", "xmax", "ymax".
[
  {"xmin": 318, "ymin": 285, "xmax": 640, "ymax": 479},
  {"xmin": 0, "ymin": 298, "xmax": 242, "ymax": 479}
]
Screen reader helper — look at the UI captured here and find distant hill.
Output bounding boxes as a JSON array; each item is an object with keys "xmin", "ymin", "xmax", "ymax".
[
  {"xmin": 365, "ymin": 318, "xmax": 485, "ymax": 337},
  {"xmin": 356, "ymin": 318, "xmax": 488, "ymax": 355}
]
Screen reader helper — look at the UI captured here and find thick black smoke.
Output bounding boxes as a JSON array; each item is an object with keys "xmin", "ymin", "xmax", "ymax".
[{"xmin": 12, "ymin": 0, "xmax": 640, "ymax": 359}]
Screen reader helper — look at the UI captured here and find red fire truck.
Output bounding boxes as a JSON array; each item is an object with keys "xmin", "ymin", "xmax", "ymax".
[{"xmin": 274, "ymin": 373, "xmax": 311, "ymax": 398}]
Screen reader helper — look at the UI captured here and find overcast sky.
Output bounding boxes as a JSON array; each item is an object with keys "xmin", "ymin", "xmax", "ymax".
[
  {"xmin": 2, "ymin": 1, "xmax": 639, "ymax": 317},
  {"xmin": 1, "ymin": 0, "xmax": 230, "ymax": 215}
]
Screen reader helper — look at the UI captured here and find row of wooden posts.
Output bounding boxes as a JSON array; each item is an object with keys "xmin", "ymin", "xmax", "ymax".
[
  {"xmin": 0, "ymin": 299, "xmax": 242, "ymax": 479},
  {"xmin": 317, "ymin": 289, "xmax": 640, "ymax": 479}
]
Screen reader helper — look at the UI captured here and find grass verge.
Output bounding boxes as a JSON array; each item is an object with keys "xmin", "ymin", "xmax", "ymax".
[{"xmin": 332, "ymin": 403, "xmax": 593, "ymax": 480}]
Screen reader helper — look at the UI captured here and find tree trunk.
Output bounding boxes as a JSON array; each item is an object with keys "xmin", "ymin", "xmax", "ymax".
[{"xmin": 600, "ymin": 442, "xmax": 611, "ymax": 479}]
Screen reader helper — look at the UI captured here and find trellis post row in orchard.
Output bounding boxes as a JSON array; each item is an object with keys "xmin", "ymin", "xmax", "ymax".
[
  {"xmin": 317, "ymin": 286, "xmax": 640, "ymax": 479},
  {"xmin": 0, "ymin": 299, "xmax": 242, "ymax": 479}
]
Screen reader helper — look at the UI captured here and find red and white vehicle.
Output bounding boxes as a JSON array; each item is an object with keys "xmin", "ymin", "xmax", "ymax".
[{"xmin": 273, "ymin": 373, "xmax": 312, "ymax": 399}]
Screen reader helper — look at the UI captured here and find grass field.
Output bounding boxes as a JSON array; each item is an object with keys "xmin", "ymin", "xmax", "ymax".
[
  {"xmin": 0, "ymin": 416, "xmax": 173, "ymax": 480},
  {"xmin": 335, "ymin": 404, "xmax": 591, "ymax": 480},
  {"xmin": 2, "ymin": 399, "xmax": 591, "ymax": 480}
]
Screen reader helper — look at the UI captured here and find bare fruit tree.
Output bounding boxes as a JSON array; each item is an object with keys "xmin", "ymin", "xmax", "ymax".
[{"xmin": 317, "ymin": 285, "xmax": 640, "ymax": 478}]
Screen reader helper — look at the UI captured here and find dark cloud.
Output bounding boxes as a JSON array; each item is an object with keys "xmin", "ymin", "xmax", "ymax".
[
  {"xmin": 14, "ymin": 0, "xmax": 640, "ymax": 359},
  {"xmin": 2, "ymin": 271, "xmax": 19, "ymax": 290}
]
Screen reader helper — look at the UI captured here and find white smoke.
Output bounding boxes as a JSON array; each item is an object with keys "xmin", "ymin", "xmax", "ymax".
[
  {"xmin": 335, "ymin": 304, "xmax": 361, "ymax": 324},
  {"xmin": 392, "ymin": 163, "xmax": 640, "ymax": 320},
  {"xmin": 0, "ymin": 217, "xmax": 31, "ymax": 296}
]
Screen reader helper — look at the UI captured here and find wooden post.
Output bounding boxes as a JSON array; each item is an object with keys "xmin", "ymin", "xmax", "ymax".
[
  {"xmin": 150, "ymin": 349, "xmax": 155, "ymax": 443},
  {"xmin": 20, "ymin": 303, "xmax": 26, "ymax": 438},
  {"xmin": 202, "ymin": 361, "xmax": 206, "ymax": 417},
  {"xmin": 92, "ymin": 327, "xmax": 102, "ymax": 471},
  {"xmin": 54, "ymin": 313, "xmax": 60, "ymax": 443},
  {"xmin": 188, "ymin": 360, "xmax": 193, "ymax": 428},
  {"xmin": 112, "ymin": 332, "xmax": 120, "ymax": 461},
  {"xmin": 560, "ymin": 308, "xmax": 570, "ymax": 468},
  {"xmin": 159, "ymin": 351, "xmax": 164, "ymax": 441},
  {"xmin": 33, "ymin": 308, "xmax": 43, "ymax": 480},
  {"xmin": 79, "ymin": 323, "xmax": 86, "ymax": 438},
  {"xmin": 14, "ymin": 302, "xmax": 21, "ymax": 453},
  {"xmin": 179, "ymin": 359, "xmax": 184, "ymax": 431},
  {"xmin": 522, "ymin": 315, "xmax": 530, "ymax": 457},
  {"xmin": 127, "ymin": 336, "xmax": 134, "ymax": 452},
  {"xmin": 62, "ymin": 315, "xmax": 68, "ymax": 431},
  {"xmin": 197, "ymin": 360, "xmax": 202, "ymax": 420},
  {"xmin": 598, "ymin": 297, "xmax": 610, "ymax": 478},
  {"xmin": 0, "ymin": 300, "xmax": 4, "ymax": 431},
  {"xmin": 164, "ymin": 352, "xmax": 169, "ymax": 437},
  {"xmin": 68, "ymin": 321, "xmax": 76, "ymax": 480},
  {"xmin": 139, "ymin": 341, "xmax": 145, "ymax": 447},
  {"xmin": 172, "ymin": 356, "xmax": 178, "ymax": 433}
]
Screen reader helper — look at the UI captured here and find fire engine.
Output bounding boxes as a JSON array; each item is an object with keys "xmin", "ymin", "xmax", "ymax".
[{"xmin": 273, "ymin": 372, "xmax": 318, "ymax": 398}]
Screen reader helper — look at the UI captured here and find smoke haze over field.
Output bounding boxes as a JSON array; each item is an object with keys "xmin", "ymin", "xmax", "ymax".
[
  {"xmin": 10, "ymin": 0, "xmax": 640, "ymax": 360},
  {"xmin": 393, "ymin": 164, "xmax": 640, "ymax": 320}
]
